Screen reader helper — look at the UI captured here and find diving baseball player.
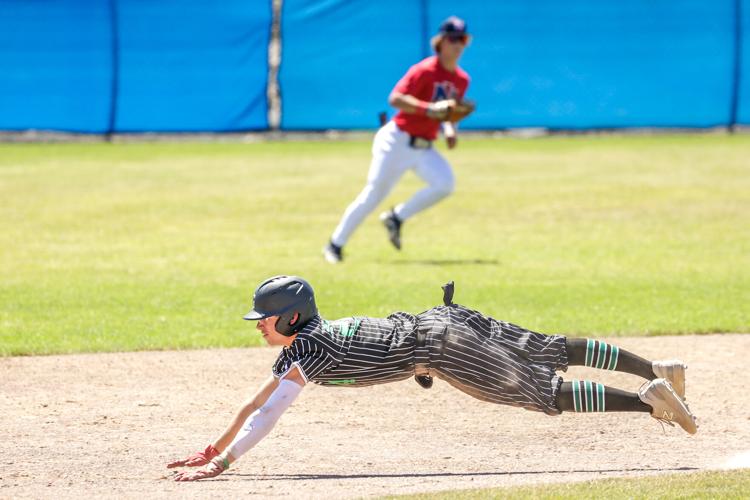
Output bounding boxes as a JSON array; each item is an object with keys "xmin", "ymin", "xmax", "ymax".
[
  {"xmin": 167, "ymin": 275, "xmax": 697, "ymax": 481},
  {"xmin": 323, "ymin": 16, "xmax": 474, "ymax": 263}
]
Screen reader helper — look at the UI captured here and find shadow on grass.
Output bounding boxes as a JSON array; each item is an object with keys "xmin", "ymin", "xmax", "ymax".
[
  {"xmin": 226, "ymin": 466, "xmax": 699, "ymax": 481},
  {"xmin": 381, "ymin": 259, "xmax": 501, "ymax": 266}
]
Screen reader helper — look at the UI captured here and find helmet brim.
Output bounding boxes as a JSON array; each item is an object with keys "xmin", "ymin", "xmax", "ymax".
[{"xmin": 243, "ymin": 309, "xmax": 271, "ymax": 320}]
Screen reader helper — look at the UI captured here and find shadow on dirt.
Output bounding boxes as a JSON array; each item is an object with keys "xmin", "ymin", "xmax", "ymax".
[{"xmin": 228, "ymin": 466, "xmax": 699, "ymax": 481}]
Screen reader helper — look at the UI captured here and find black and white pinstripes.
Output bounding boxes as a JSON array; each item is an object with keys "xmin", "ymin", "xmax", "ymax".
[
  {"xmin": 418, "ymin": 306, "xmax": 568, "ymax": 415},
  {"xmin": 272, "ymin": 313, "xmax": 419, "ymax": 386},
  {"xmin": 272, "ymin": 305, "xmax": 568, "ymax": 414}
]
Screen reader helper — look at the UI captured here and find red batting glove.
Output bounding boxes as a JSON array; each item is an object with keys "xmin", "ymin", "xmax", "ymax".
[
  {"xmin": 166, "ymin": 444, "xmax": 220, "ymax": 468},
  {"xmin": 174, "ymin": 457, "xmax": 227, "ymax": 481}
]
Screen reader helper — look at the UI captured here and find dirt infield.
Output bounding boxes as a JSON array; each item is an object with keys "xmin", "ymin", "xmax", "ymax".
[{"xmin": 2, "ymin": 334, "xmax": 748, "ymax": 499}]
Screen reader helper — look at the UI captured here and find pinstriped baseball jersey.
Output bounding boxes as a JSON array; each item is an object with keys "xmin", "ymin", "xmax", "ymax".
[
  {"xmin": 272, "ymin": 304, "xmax": 568, "ymax": 414},
  {"xmin": 272, "ymin": 314, "xmax": 419, "ymax": 387}
]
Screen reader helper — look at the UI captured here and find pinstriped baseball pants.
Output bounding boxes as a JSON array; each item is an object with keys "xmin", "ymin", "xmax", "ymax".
[{"xmin": 416, "ymin": 305, "xmax": 569, "ymax": 416}]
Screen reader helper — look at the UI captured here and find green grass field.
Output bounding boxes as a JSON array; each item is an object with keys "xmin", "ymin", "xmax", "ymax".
[
  {"xmin": 385, "ymin": 469, "xmax": 750, "ymax": 499},
  {"xmin": 1, "ymin": 134, "xmax": 748, "ymax": 355}
]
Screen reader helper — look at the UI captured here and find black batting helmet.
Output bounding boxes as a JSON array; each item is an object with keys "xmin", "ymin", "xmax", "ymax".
[{"xmin": 243, "ymin": 275, "xmax": 318, "ymax": 336}]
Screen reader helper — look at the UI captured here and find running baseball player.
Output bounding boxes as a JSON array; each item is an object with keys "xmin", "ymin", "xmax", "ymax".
[
  {"xmin": 167, "ymin": 275, "xmax": 697, "ymax": 481},
  {"xmin": 323, "ymin": 16, "xmax": 474, "ymax": 263}
]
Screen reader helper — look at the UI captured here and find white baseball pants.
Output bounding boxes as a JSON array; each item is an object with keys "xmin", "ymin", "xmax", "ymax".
[{"xmin": 331, "ymin": 121, "xmax": 455, "ymax": 247}]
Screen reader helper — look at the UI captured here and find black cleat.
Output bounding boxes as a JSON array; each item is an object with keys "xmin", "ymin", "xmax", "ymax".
[
  {"xmin": 379, "ymin": 209, "xmax": 402, "ymax": 250},
  {"xmin": 323, "ymin": 242, "xmax": 343, "ymax": 264}
]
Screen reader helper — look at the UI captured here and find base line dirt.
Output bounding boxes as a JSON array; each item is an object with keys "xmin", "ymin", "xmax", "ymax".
[{"xmin": 1, "ymin": 334, "xmax": 747, "ymax": 498}]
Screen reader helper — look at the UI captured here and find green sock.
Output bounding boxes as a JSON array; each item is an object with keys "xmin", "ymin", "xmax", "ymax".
[{"xmin": 584, "ymin": 339, "xmax": 619, "ymax": 370}]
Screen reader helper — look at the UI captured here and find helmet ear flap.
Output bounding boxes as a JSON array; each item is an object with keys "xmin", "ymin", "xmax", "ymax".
[{"xmin": 276, "ymin": 311, "xmax": 299, "ymax": 337}]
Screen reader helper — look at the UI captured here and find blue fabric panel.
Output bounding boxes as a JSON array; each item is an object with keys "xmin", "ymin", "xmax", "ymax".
[
  {"xmin": 428, "ymin": 1, "xmax": 736, "ymax": 129},
  {"xmin": 0, "ymin": 1, "xmax": 112, "ymax": 133},
  {"xmin": 738, "ymin": 0, "xmax": 750, "ymax": 124},
  {"xmin": 116, "ymin": 0, "xmax": 270, "ymax": 132},
  {"xmin": 280, "ymin": 0, "xmax": 424, "ymax": 129}
]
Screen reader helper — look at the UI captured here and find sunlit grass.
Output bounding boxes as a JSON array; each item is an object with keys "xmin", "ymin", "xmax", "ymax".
[
  {"xmin": 383, "ymin": 468, "xmax": 750, "ymax": 499},
  {"xmin": 1, "ymin": 134, "xmax": 748, "ymax": 355}
]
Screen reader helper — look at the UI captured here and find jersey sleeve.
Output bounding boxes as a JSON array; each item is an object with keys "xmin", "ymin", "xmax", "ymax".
[
  {"xmin": 457, "ymin": 73, "xmax": 470, "ymax": 100},
  {"xmin": 392, "ymin": 63, "xmax": 429, "ymax": 97},
  {"xmin": 272, "ymin": 336, "xmax": 337, "ymax": 383},
  {"xmin": 457, "ymin": 83, "xmax": 467, "ymax": 100}
]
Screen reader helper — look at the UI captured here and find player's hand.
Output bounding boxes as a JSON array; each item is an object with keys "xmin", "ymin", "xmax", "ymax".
[
  {"xmin": 443, "ymin": 120, "xmax": 457, "ymax": 149},
  {"xmin": 173, "ymin": 458, "xmax": 227, "ymax": 482},
  {"xmin": 426, "ymin": 99, "xmax": 457, "ymax": 121},
  {"xmin": 167, "ymin": 444, "xmax": 220, "ymax": 468}
]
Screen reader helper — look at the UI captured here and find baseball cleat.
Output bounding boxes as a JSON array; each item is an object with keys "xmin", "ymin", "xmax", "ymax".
[
  {"xmin": 652, "ymin": 360, "xmax": 687, "ymax": 400},
  {"xmin": 638, "ymin": 378, "xmax": 697, "ymax": 435},
  {"xmin": 379, "ymin": 209, "xmax": 402, "ymax": 250},
  {"xmin": 323, "ymin": 242, "xmax": 343, "ymax": 264}
]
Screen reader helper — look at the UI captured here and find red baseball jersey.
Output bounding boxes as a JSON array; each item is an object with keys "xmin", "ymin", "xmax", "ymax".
[{"xmin": 392, "ymin": 56, "xmax": 470, "ymax": 140}]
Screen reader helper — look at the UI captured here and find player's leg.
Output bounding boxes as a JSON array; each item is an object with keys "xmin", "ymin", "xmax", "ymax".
[
  {"xmin": 328, "ymin": 153, "xmax": 403, "ymax": 253},
  {"xmin": 395, "ymin": 147, "xmax": 455, "ymax": 221},
  {"xmin": 424, "ymin": 307, "xmax": 568, "ymax": 416},
  {"xmin": 556, "ymin": 379, "xmax": 697, "ymax": 434},
  {"xmin": 565, "ymin": 338, "xmax": 686, "ymax": 398},
  {"xmin": 379, "ymin": 148, "xmax": 454, "ymax": 250},
  {"xmin": 556, "ymin": 380, "xmax": 648, "ymax": 412},
  {"xmin": 325, "ymin": 123, "xmax": 414, "ymax": 261},
  {"xmin": 425, "ymin": 308, "xmax": 696, "ymax": 433}
]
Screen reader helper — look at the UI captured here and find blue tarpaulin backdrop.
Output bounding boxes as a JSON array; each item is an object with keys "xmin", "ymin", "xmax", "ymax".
[
  {"xmin": 0, "ymin": 2, "xmax": 113, "ymax": 133},
  {"xmin": 115, "ymin": 1, "xmax": 271, "ymax": 132},
  {"xmin": 425, "ymin": 1, "xmax": 736, "ymax": 128},
  {"xmin": 279, "ymin": 0, "xmax": 426, "ymax": 130},
  {"xmin": 0, "ymin": 0, "xmax": 747, "ymax": 132},
  {"xmin": 0, "ymin": 0, "xmax": 271, "ymax": 133},
  {"xmin": 738, "ymin": 0, "xmax": 750, "ymax": 124}
]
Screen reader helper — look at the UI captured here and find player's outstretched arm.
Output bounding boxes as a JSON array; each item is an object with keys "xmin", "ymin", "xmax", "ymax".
[
  {"xmin": 388, "ymin": 91, "xmax": 426, "ymax": 114},
  {"xmin": 173, "ymin": 367, "xmax": 306, "ymax": 481},
  {"xmin": 389, "ymin": 91, "xmax": 456, "ymax": 121},
  {"xmin": 166, "ymin": 374, "xmax": 279, "ymax": 469},
  {"xmin": 212, "ymin": 375, "xmax": 281, "ymax": 452}
]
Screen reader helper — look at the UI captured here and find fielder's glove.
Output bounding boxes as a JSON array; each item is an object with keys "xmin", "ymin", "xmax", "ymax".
[{"xmin": 426, "ymin": 99, "xmax": 476, "ymax": 123}]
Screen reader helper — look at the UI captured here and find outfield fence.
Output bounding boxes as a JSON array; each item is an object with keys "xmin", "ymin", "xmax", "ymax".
[{"xmin": 0, "ymin": 0, "xmax": 747, "ymax": 133}]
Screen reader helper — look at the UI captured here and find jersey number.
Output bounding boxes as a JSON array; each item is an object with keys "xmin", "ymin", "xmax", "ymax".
[{"xmin": 432, "ymin": 81, "xmax": 458, "ymax": 102}]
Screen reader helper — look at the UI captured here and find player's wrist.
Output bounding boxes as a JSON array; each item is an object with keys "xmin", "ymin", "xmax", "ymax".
[
  {"xmin": 414, "ymin": 101, "xmax": 429, "ymax": 116},
  {"xmin": 211, "ymin": 452, "xmax": 231, "ymax": 471},
  {"xmin": 205, "ymin": 443, "xmax": 220, "ymax": 459},
  {"xmin": 425, "ymin": 100, "xmax": 451, "ymax": 121}
]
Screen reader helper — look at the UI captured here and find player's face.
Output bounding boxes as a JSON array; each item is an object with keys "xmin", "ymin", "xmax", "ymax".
[
  {"xmin": 441, "ymin": 35, "xmax": 467, "ymax": 60},
  {"xmin": 256, "ymin": 316, "xmax": 291, "ymax": 346}
]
